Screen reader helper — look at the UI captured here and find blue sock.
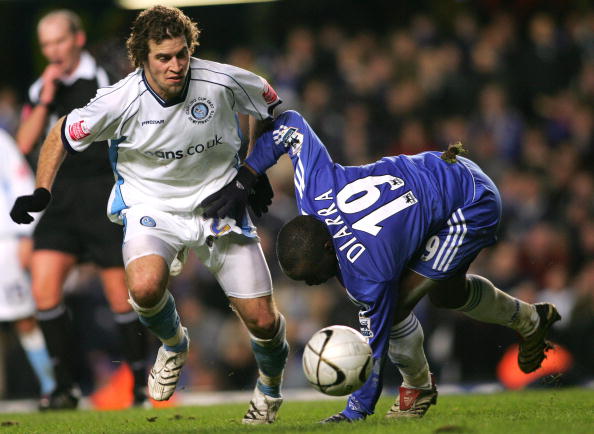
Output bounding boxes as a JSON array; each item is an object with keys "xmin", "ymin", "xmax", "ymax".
[
  {"xmin": 137, "ymin": 293, "xmax": 187, "ymax": 352},
  {"xmin": 19, "ymin": 329, "xmax": 56, "ymax": 396},
  {"xmin": 251, "ymin": 339, "xmax": 289, "ymax": 378},
  {"xmin": 251, "ymin": 333, "xmax": 289, "ymax": 398},
  {"xmin": 257, "ymin": 379, "xmax": 281, "ymax": 398},
  {"xmin": 26, "ymin": 347, "xmax": 56, "ymax": 395},
  {"xmin": 163, "ymin": 336, "xmax": 188, "ymax": 353}
]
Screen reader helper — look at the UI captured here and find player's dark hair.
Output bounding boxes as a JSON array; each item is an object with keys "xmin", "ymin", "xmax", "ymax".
[
  {"xmin": 276, "ymin": 215, "xmax": 331, "ymax": 276},
  {"xmin": 126, "ymin": 5, "xmax": 200, "ymax": 68},
  {"xmin": 441, "ymin": 141, "xmax": 467, "ymax": 164}
]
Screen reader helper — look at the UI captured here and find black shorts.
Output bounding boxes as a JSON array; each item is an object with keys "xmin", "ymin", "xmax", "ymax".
[{"xmin": 33, "ymin": 175, "xmax": 124, "ymax": 268}]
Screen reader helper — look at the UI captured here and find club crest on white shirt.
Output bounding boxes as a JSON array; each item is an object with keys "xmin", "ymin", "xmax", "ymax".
[
  {"xmin": 185, "ymin": 97, "xmax": 215, "ymax": 124},
  {"xmin": 140, "ymin": 216, "xmax": 156, "ymax": 227}
]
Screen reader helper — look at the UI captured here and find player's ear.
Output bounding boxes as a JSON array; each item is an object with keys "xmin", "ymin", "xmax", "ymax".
[
  {"xmin": 323, "ymin": 240, "xmax": 334, "ymax": 253},
  {"xmin": 75, "ymin": 30, "xmax": 86, "ymax": 49}
]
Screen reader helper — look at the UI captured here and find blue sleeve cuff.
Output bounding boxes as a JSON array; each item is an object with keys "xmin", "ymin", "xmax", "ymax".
[
  {"xmin": 342, "ymin": 405, "xmax": 368, "ymax": 420},
  {"xmin": 244, "ymin": 155, "xmax": 265, "ymax": 175}
]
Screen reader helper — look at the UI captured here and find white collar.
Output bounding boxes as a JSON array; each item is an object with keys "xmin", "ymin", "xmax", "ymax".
[{"xmin": 59, "ymin": 51, "xmax": 96, "ymax": 86}]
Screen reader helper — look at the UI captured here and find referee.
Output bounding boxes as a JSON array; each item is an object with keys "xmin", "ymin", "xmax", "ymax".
[{"xmin": 16, "ymin": 10, "xmax": 148, "ymax": 409}]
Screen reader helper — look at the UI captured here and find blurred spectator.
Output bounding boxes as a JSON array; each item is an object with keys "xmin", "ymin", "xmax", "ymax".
[
  {"xmin": 468, "ymin": 82, "xmax": 524, "ymax": 163},
  {"xmin": 510, "ymin": 12, "xmax": 582, "ymax": 118},
  {"xmin": 0, "ymin": 86, "xmax": 20, "ymax": 135},
  {"xmin": 537, "ymin": 264, "xmax": 576, "ymax": 330},
  {"xmin": 518, "ymin": 222, "xmax": 572, "ymax": 288},
  {"xmin": 484, "ymin": 241, "xmax": 525, "ymax": 291},
  {"xmin": 562, "ymin": 261, "xmax": 594, "ymax": 379}
]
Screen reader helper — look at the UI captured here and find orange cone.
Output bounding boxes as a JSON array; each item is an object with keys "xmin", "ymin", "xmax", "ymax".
[
  {"xmin": 497, "ymin": 342, "xmax": 573, "ymax": 390},
  {"xmin": 90, "ymin": 364, "xmax": 177, "ymax": 409}
]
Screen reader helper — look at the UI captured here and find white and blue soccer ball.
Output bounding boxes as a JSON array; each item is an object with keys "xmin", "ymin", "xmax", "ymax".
[{"xmin": 302, "ymin": 325, "xmax": 372, "ymax": 396}]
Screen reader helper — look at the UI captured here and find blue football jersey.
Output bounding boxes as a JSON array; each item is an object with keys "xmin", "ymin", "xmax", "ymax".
[{"xmin": 246, "ymin": 110, "xmax": 501, "ymax": 417}]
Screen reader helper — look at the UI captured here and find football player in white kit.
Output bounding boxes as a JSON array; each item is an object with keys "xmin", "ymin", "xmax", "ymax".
[
  {"xmin": 11, "ymin": 6, "xmax": 288, "ymax": 424},
  {"xmin": 0, "ymin": 129, "xmax": 56, "ymax": 403}
]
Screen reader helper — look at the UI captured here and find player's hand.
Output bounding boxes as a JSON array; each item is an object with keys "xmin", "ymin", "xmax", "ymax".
[
  {"xmin": 10, "ymin": 188, "xmax": 52, "ymax": 224},
  {"xmin": 249, "ymin": 173, "xmax": 274, "ymax": 218},
  {"xmin": 201, "ymin": 166, "xmax": 257, "ymax": 222}
]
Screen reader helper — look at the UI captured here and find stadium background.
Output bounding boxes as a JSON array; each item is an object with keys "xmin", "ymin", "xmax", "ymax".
[{"xmin": 0, "ymin": 0, "xmax": 592, "ymax": 401}]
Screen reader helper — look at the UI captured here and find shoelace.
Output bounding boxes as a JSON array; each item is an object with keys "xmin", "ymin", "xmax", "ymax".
[
  {"xmin": 245, "ymin": 400, "xmax": 265, "ymax": 420},
  {"xmin": 393, "ymin": 399, "xmax": 432, "ymax": 415}
]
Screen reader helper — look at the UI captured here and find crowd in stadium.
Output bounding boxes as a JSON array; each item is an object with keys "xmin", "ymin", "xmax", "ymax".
[{"xmin": 0, "ymin": 1, "xmax": 592, "ymax": 400}]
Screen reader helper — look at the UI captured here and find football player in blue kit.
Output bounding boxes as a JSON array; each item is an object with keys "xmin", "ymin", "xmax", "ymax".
[{"xmin": 202, "ymin": 110, "xmax": 561, "ymax": 423}]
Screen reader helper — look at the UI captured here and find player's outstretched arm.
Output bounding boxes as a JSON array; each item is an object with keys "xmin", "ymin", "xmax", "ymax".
[
  {"xmin": 340, "ymin": 283, "xmax": 396, "ymax": 421},
  {"xmin": 36, "ymin": 116, "xmax": 67, "ymax": 191},
  {"xmin": 245, "ymin": 116, "xmax": 275, "ymax": 217},
  {"xmin": 10, "ymin": 117, "xmax": 66, "ymax": 224}
]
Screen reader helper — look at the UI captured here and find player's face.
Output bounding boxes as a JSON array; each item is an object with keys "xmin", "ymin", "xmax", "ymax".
[
  {"xmin": 144, "ymin": 37, "xmax": 190, "ymax": 100},
  {"xmin": 38, "ymin": 17, "xmax": 84, "ymax": 76}
]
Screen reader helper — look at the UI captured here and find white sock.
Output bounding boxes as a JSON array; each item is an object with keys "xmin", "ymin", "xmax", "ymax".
[
  {"xmin": 458, "ymin": 275, "xmax": 539, "ymax": 338},
  {"xmin": 388, "ymin": 313, "xmax": 431, "ymax": 389}
]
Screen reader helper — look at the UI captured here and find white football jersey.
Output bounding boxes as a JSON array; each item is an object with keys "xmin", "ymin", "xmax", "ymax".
[
  {"xmin": 62, "ymin": 57, "xmax": 281, "ymax": 223},
  {"xmin": 0, "ymin": 129, "xmax": 36, "ymax": 239}
]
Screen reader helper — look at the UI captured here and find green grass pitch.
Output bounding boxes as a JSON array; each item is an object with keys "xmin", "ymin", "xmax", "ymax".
[{"xmin": 1, "ymin": 388, "xmax": 592, "ymax": 433}]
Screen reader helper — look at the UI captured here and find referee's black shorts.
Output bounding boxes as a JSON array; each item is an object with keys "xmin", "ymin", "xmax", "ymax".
[{"xmin": 33, "ymin": 175, "xmax": 124, "ymax": 268}]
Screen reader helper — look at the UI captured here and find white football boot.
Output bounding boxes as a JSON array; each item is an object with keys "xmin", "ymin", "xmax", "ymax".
[
  {"xmin": 148, "ymin": 328, "xmax": 190, "ymax": 401},
  {"xmin": 242, "ymin": 384, "xmax": 283, "ymax": 424}
]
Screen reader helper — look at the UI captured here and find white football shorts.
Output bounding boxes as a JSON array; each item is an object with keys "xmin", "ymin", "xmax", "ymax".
[
  {"xmin": 121, "ymin": 205, "xmax": 272, "ymax": 299},
  {"xmin": 0, "ymin": 238, "xmax": 36, "ymax": 321}
]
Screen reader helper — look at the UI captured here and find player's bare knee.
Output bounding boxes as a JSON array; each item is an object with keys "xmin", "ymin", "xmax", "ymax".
[
  {"xmin": 244, "ymin": 312, "xmax": 278, "ymax": 339},
  {"xmin": 127, "ymin": 277, "xmax": 164, "ymax": 307}
]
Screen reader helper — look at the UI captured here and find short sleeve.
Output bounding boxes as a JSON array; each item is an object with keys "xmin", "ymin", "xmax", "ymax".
[
  {"xmin": 227, "ymin": 65, "xmax": 281, "ymax": 120},
  {"xmin": 61, "ymin": 81, "xmax": 131, "ymax": 153}
]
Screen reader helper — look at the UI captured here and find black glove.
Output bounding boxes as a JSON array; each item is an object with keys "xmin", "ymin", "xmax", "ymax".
[
  {"xmin": 201, "ymin": 166, "xmax": 257, "ymax": 221},
  {"xmin": 249, "ymin": 173, "xmax": 274, "ymax": 218},
  {"xmin": 10, "ymin": 187, "xmax": 52, "ymax": 224}
]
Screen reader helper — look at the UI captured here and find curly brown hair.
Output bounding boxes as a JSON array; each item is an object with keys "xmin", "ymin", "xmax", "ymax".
[{"xmin": 126, "ymin": 5, "xmax": 200, "ymax": 68}]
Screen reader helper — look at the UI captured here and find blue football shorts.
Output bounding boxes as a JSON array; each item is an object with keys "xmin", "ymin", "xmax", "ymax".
[{"xmin": 409, "ymin": 165, "xmax": 502, "ymax": 280}]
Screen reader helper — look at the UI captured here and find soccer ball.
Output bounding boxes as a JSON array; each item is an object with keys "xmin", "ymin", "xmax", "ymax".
[{"xmin": 302, "ymin": 325, "xmax": 372, "ymax": 396}]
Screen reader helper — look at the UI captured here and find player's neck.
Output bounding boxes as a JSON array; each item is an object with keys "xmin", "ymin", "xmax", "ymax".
[{"xmin": 144, "ymin": 70, "xmax": 184, "ymax": 102}]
